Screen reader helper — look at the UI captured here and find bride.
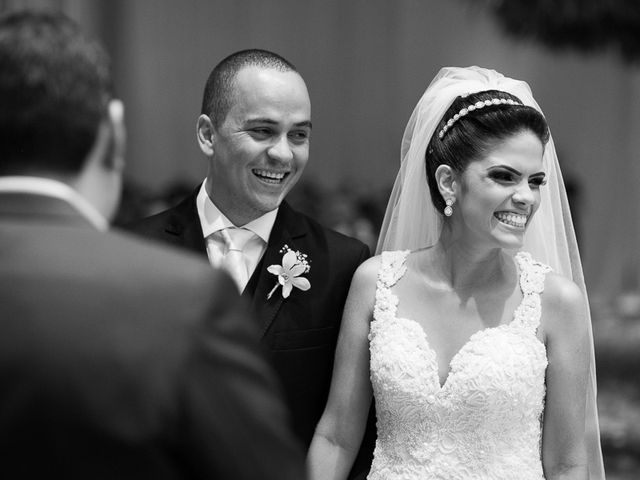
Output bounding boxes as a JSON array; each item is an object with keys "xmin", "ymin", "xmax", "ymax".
[{"xmin": 307, "ymin": 66, "xmax": 605, "ymax": 479}]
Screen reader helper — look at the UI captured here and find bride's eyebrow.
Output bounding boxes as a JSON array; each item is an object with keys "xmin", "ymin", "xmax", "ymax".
[{"xmin": 486, "ymin": 165, "xmax": 521, "ymax": 175}]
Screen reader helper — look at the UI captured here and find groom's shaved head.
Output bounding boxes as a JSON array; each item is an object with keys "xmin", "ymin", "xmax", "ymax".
[{"xmin": 200, "ymin": 48, "xmax": 298, "ymax": 128}]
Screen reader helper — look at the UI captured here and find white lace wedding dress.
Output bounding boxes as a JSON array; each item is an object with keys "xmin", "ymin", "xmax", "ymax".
[{"xmin": 368, "ymin": 250, "xmax": 551, "ymax": 480}]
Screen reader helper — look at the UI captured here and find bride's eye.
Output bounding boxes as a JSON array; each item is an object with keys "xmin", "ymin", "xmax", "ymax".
[
  {"xmin": 488, "ymin": 171, "xmax": 515, "ymax": 183},
  {"xmin": 529, "ymin": 176, "xmax": 547, "ymax": 188}
]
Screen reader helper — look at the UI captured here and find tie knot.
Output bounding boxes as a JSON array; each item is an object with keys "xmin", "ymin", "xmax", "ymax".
[{"xmin": 219, "ymin": 227, "xmax": 254, "ymax": 252}]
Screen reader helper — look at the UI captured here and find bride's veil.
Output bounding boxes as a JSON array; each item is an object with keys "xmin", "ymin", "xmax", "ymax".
[{"xmin": 377, "ymin": 66, "xmax": 605, "ymax": 479}]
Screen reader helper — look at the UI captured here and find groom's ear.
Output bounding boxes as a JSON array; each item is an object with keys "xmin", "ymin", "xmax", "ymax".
[
  {"xmin": 435, "ymin": 164, "xmax": 457, "ymax": 198},
  {"xmin": 196, "ymin": 114, "xmax": 215, "ymax": 156}
]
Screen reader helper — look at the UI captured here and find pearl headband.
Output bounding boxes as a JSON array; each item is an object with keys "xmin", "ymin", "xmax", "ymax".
[{"xmin": 437, "ymin": 97, "xmax": 522, "ymax": 140}]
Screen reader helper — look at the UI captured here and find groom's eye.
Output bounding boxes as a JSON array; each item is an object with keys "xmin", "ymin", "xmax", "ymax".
[
  {"xmin": 288, "ymin": 129, "xmax": 310, "ymax": 144},
  {"xmin": 249, "ymin": 127, "xmax": 272, "ymax": 139}
]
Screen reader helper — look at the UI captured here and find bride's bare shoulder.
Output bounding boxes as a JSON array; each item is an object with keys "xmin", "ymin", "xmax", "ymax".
[
  {"xmin": 543, "ymin": 272, "xmax": 585, "ymax": 309},
  {"xmin": 542, "ymin": 272, "xmax": 588, "ymax": 335},
  {"xmin": 347, "ymin": 255, "xmax": 381, "ymax": 297}
]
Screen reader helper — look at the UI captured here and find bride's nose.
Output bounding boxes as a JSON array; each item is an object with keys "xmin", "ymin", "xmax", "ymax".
[{"xmin": 512, "ymin": 183, "xmax": 536, "ymax": 206}]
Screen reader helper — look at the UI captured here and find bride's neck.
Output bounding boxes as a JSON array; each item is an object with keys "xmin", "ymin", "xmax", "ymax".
[{"xmin": 432, "ymin": 232, "xmax": 512, "ymax": 292}]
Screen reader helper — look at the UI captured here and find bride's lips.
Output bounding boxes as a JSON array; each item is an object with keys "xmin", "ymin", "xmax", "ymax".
[
  {"xmin": 252, "ymin": 168, "xmax": 290, "ymax": 184},
  {"xmin": 494, "ymin": 211, "xmax": 528, "ymax": 229}
]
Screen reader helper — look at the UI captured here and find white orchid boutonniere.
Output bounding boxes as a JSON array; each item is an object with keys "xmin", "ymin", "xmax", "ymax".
[{"xmin": 267, "ymin": 245, "xmax": 311, "ymax": 300}]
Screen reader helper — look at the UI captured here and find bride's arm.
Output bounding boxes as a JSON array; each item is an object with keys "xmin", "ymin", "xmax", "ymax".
[
  {"xmin": 541, "ymin": 273, "xmax": 590, "ymax": 480},
  {"xmin": 307, "ymin": 257, "xmax": 379, "ymax": 480}
]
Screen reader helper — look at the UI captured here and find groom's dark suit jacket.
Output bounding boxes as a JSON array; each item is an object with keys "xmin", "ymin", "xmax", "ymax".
[
  {"xmin": 128, "ymin": 189, "xmax": 371, "ymax": 449},
  {"xmin": 0, "ymin": 190, "xmax": 305, "ymax": 479}
]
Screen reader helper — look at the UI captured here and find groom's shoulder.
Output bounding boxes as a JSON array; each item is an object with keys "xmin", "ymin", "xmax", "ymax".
[
  {"xmin": 126, "ymin": 188, "xmax": 198, "ymax": 233},
  {"xmin": 287, "ymin": 205, "xmax": 370, "ymax": 257}
]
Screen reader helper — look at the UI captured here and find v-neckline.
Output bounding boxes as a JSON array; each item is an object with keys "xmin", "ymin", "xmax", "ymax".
[
  {"xmin": 398, "ymin": 316, "xmax": 516, "ymax": 390},
  {"xmin": 388, "ymin": 261, "xmax": 527, "ymax": 391}
]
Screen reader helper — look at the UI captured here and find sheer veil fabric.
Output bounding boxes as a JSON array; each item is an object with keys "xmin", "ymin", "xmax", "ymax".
[{"xmin": 376, "ymin": 66, "xmax": 605, "ymax": 479}]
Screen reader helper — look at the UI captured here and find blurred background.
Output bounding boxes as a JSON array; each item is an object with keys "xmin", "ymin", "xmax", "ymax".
[{"xmin": 4, "ymin": 0, "xmax": 639, "ymax": 477}]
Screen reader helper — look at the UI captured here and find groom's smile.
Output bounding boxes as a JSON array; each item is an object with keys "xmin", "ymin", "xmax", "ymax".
[{"xmin": 205, "ymin": 65, "xmax": 312, "ymax": 226}]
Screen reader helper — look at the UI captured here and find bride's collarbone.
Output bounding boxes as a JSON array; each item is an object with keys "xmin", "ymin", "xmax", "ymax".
[
  {"xmin": 406, "ymin": 247, "xmax": 519, "ymax": 295},
  {"xmin": 394, "ymin": 276, "xmax": 522, "ymax": 333},
  {"xmin": 401, "ymin": 267, "xmax": 518, "ymax": 306}
]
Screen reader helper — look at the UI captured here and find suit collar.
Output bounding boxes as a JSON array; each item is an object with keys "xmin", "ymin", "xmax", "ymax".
[
  {"xmin": 162, "ymin": 188, "xmax": 208, "ymax": 254},
  {"xmin": 0, "ymin": 191, "xmax": 99, "ymax": 230},
  {"xmin": 0, "ymin": 176, "xmax": 107, "ymax": 231},
  {"xmin": 196, "ymin": 181, "xmax": 279, "ymax": 243},
  {"xmin": 264, "ymin": 201, "xmax": 306, "ymax": 245}
]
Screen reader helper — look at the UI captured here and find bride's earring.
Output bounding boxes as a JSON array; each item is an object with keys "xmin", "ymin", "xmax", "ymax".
[{"xmin": 444, "ymin": 198, "xmax": 454, "ymax": 217}]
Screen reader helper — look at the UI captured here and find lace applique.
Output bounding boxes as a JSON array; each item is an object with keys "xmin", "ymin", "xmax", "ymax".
[
  {"xmin": 514, "ymin": 251, "xmax": 553, "ymax": 332},
  {"xmin": 371, "ymin": 251, "xmax": 409, "ymax": 326},
  {"xmin": 368, "ymin": 250, "xmax": 550, "ymax": 480}
]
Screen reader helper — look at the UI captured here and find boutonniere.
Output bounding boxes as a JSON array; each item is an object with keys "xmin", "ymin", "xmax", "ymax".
[{"xmin": 267, "ymin": 245, "xmax": 311, "ymax": 300}]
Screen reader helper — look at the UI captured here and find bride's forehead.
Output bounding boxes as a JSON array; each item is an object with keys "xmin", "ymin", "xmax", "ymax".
[{"xmin": 468, "ymin": 133, "xmax": 545, "ymax": 170}]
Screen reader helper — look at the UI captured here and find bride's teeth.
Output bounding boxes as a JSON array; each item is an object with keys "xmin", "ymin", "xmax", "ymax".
[{"xmin": 495, "ymin": 212, "xmax": 527, "ymax": 227}]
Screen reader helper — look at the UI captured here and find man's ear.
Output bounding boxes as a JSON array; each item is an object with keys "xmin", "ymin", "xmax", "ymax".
[
  {"xmin": 106, "ymin": 99, "xmax": 126, "ymax": 172},
  {"xmin": 434, "ymin": 164, "xmax": 458, "ymax": 199},
  {"xmin": 73, "ymin": 99, "xmax": 126, "ymax": 223},
  {"xmin": 86, "ymin": 99, "xmax": 125, "ymax": 174},
  {"xmin": 196, "ymin": 114, "xmax": 215, "ymax": 156}
]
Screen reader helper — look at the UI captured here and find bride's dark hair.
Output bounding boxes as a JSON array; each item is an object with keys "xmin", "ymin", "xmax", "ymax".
[{"xmin": 425, "ymin": 89, "xmax": 549, "ymax": 212}]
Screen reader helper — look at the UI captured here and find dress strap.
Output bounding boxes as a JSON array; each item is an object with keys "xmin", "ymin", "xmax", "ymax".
[
  {"xmin": 373, "ymin": 250, "xmax": 409, "ymax": 324},
  {"xmin": 378, "ymin": 250, "xmax": 409, "ymax": 288},
  {"xmin": 513, "ymin": 251, "xmax": 552, "ymax": 331}
]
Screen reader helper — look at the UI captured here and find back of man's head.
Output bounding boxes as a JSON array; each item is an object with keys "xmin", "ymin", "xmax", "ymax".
[
  {"xmin": 201, "ymin": 48, "xmax": 298, "ymax": 128},
  {"xmin": 0, "ymin": 10, "xmax": 112, "ymax": 176}
]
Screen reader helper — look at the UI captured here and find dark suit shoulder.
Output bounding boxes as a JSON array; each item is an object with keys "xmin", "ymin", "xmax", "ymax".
[
  {"xmin": 125, "ymin": 190, "xmax": 197, "ymax": 236},
  {"xmin": 126, "ymin": 206, "xmax": 173, "ymax": 233},
  {"xmin": 286, "ymin": 206, "xmax": 370, "ymax": 259},
  {"xmin": 0, "ymin": 219, "xmax": 242, "ymax": 391},
  {"xmin": 123, "ymin": 188, "xmax": 206, "ymax": 255},
  {"xmin": 108, "ymin": 226, "xmax": 212, "ymax": 278}
]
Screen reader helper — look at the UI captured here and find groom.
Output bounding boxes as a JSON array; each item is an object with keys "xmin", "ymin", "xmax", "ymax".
[{"xmin": 129, "ymin": 48, "xmax": 374, "ymax": 475}]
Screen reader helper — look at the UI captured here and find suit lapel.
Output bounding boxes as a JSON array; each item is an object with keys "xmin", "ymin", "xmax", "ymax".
[
  {"xmin": 243, "ymin": 202, "xmax": 306, "ymax": 338},
  {"xmin": 163, "ymin": 189, "xmax": 207, "ymax": 255}
]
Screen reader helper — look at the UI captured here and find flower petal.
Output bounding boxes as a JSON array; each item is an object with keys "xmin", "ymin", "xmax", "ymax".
[
  {"xmin": 292, "ymin": 277, "xmax": 310, "ymax": 291},
  {"xmin": 267, "ymin": 265, "xmax": 284, "ymax": 275},
  {"xmin": 289, "ymin": 262, "xmax": 307, "ymax": 277},
  {"xmin": 282, "ymin": 250, "xmax": 297, "ymax": 270},
  {"xmin": 282, "ymin": 281, "xmax": 293, "ymax": 298}
]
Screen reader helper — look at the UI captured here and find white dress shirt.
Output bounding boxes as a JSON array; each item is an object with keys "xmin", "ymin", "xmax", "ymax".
[
  {"xmin": 0, "ymin": 176, "xmax": 108, "ymax": 231},
  {"xmin": 196, "ymin": 181, "xmax": 277, "ymax": 279}
]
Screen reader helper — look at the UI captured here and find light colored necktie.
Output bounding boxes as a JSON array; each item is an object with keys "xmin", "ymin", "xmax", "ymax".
[{"xmin": 219, "ymin": 227, "xmax": 255, "ymax": 291}]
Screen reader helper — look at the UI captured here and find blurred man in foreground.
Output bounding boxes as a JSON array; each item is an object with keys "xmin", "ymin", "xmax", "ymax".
[{"xmin": 0, "ymin": 10, "xmax": 305, "ymax": 479}]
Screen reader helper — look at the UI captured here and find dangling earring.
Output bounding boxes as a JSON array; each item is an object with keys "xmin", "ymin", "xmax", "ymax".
[{"xmin": 444, "ymin": 198, "xmax": 454, "ymax": 217}]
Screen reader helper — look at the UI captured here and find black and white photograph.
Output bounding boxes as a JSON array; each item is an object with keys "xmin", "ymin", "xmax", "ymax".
[{"xmin": 2, "ymin": 1, "xmax": 639, "ymax": 479}]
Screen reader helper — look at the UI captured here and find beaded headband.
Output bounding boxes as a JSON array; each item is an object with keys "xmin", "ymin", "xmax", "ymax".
[{"xmin": 437, "ymin": 97, "xmax": 522, "ymax": 140}]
